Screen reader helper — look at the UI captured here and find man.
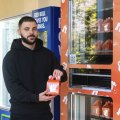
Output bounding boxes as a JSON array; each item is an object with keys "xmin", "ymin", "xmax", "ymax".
[{"xmin": 2, "ymin": 16, "xmax": 67, "ymax": 120}]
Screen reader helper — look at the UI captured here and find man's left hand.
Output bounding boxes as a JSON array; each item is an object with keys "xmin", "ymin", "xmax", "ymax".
[{"xmin": 49, "ymin": 69, "xmax": 63, "ymax": 80}]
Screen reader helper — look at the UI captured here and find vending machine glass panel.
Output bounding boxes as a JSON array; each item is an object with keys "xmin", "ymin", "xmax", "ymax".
[
  {"xmin": 69, "ymin": 68, "xmax": 111, "ymax": 90},
  {"xmin": 69, "ymin": 0, "xmax": 113, "ymax": 64},
  {"xmin": 68, "ymin": 93, "xmax": 113, "ymax": 120}
]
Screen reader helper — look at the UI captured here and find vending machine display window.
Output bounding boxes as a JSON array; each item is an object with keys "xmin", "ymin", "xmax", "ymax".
[
  {"xmin": 68, "ymin": 93, "xmax": 113, "ymax": 120},
  {"xmin": 69, "ymin": 68, "xmax": 111, "ymax": 90},
  {"xmin": 69, "ymin": 0, "xmax": 113, "ymax": 64}
]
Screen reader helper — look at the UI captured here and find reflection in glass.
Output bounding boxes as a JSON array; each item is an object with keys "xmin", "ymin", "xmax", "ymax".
[
  {"xmin": 69, "ymin": 0, "xmax": 113, "ymax": 64},
  {"xmin": 68, "ymin": 93, "xmax": 85, "ymax": 120}
]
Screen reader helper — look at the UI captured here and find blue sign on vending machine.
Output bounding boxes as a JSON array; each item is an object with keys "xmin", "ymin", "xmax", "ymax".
[
  {"xmin": 32, "ymin": 6, "xmax": 60, "ymax": 60},
  {"xmin": 32, "ymin": 7, "xmax": 60, "ymax": 120}
]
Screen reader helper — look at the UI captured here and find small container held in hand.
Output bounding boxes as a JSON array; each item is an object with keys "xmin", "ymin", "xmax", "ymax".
[{"xmin": 46, "ymin": 77, "xmax": 60, "ymax": 96}]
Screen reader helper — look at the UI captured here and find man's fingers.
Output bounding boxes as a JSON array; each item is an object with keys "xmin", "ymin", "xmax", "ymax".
[
  {"xmin": 40, "ymin": 90, "xmax": 47, "ymax": 96},
  {"xmin": 53, "ymin": 69, "xmax": 63, "ymax": 79},
  {"xmin": 48, "ymin": 75, "xmax": 53, "ymax": 80},
  {"xmin": 39, "ymin": 91, "xmax": 56, "ymax": 102}
]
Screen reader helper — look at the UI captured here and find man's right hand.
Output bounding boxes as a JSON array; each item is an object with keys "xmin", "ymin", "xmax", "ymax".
[{"xmin": 39, "ymin": 91, "xmax": 56, "ymax": 102}]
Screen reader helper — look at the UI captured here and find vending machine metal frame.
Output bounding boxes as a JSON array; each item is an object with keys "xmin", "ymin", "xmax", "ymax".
[{"xmin": 60, "ymin": 0, "xmax": 120, "ymax": 120}]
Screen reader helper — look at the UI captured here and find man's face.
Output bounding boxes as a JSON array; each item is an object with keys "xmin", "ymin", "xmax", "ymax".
[{"xmin": 18, "ymin": 21, "xmax": 38, "ymax": 45}]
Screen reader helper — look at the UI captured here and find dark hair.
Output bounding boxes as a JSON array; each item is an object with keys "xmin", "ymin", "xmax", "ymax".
[{"xmin": 18, "ymin": 16, "xmax": 37, "ymax": 27}]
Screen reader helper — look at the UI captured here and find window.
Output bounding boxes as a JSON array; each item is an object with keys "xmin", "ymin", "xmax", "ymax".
[{"xmin": 0, "ymin": 13, "xmax": 31, "ymax": 108}]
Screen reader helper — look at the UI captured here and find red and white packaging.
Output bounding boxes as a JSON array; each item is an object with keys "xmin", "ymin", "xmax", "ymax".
[
  {"xmin": 102, "ymin": 101, "xmax": 113, "ymax": 118},
  {"xmin": 91, "ymin": 100, "xmax": 102, "ymax": 116},
  {"xmin": 46, "ymin": 78, "xmax": 60, "ymax": 96}
]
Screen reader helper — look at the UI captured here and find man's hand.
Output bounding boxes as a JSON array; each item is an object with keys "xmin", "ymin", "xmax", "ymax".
[
  {"xmin": 39, "ymin": 91, "xmax": 56, "ymax": 102},
  {"xmin": 52, "ymin": 69, "xmax": 63, "ymax": 80}
]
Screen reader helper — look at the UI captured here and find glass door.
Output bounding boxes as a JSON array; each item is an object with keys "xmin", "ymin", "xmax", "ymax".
[
  {"xmin": 69, "ymin": 0, "xmax": 113, "ymax": 64},
  {"xmin": 68, "ymin": 93, "xmax": 113, "ymax": 120},
  {"xmin": 0, "ymin": 13, "xmax": 31, "ymax": 108}
]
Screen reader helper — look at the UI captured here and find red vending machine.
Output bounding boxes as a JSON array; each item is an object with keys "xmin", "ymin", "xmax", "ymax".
[{"xmin": 60, "ymin": 0, "xmax": 120, "ymax": 120}]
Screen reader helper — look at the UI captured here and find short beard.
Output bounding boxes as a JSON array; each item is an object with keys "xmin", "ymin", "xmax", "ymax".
[{"xmin": 21, "ymin": 34, "xmax": 37, "ymax": 45}]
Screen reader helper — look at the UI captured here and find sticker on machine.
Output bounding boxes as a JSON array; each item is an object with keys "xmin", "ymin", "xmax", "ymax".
[{"xmin": 69, "ymin": 54, "xmax": 76, "ymax": 64}]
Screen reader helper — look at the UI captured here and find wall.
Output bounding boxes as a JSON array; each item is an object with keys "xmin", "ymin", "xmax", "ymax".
[{"xmin": 0, "ymin": 0, "xmax": 60, "ymax": 20}]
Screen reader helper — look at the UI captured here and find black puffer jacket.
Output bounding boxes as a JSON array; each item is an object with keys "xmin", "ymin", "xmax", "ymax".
[{"xmin": 2, "ymin": 38, "xmax": 67, "ymax": 114}]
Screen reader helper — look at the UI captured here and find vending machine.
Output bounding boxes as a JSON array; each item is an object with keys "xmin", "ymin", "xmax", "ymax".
[
  {"xmin": 32, "ymin": 7, "xmax": 60, "ymax": 120},
  {"xmin": 60, "ymin": 0, "xmax": 120, "ymax": 120}
]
